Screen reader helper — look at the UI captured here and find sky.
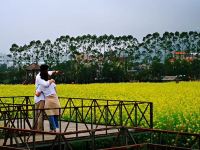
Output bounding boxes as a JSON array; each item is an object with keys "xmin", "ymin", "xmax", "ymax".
[{"xmin": 0, "ymin": 0, "xmax": 200, "ymax": 53}]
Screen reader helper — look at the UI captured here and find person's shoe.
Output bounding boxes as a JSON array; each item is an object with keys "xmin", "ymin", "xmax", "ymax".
[
  {"xmin": 49, "ymin": 130, "xmax": 55, "ymax": 133},
  {"xmin": 56, "ymin": 128, "xmax": 60, "ymax": 132}
]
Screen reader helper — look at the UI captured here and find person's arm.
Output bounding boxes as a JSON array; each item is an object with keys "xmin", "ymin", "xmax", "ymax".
[
  {"xmin": 35, "ymin": 86, "xmax": 42, "ymax": 97},
  {"xmin": 35, "ymin": 91, "xmax": 41, "ymax": 97},
  {"xmin": 48, "ymin": 71, "xmax": 54, "ymax": 76},
  {"xmin": 36, "ymin": 75, "xmax": 55, "ymax": 87},
  {"xmin": 49, "ymin": 70, "xmax": 62, "ymax": 76}
]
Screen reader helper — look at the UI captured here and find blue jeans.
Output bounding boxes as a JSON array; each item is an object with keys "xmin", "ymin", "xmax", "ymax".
[{"xmin": 48, "ymin": 115, "xmax": 59, "ymax": 130}]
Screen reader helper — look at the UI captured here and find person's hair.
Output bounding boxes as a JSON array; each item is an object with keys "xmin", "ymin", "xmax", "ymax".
[
  {"xmin": 40, "ymin": 64, "xmax": 49, "ymax": 71},
  {"xmin": 40, "ymin": 70, "xmax": 48, "ymax": 81},
  {"xmin": 40, "ymin": 64, "xmax": 49, "ymax": 81}
]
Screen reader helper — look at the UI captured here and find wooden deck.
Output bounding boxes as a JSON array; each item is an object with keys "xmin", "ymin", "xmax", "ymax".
[{"xmin": 0, "ymin": 119, "xmax": 118, "ymax": 146}]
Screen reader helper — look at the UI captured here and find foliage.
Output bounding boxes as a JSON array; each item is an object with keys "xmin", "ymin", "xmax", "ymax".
[
  {"xmin": 1, "ymin": 58, "xmax": 200, "ymax": 84},
  {"xmin": 3, "ymin": 32, "xmax": 200, "ymax": 83}
]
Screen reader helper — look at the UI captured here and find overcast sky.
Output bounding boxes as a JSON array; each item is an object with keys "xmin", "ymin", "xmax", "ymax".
[{"xmin": 0, "ymin": 0, "xmax": 200, "ymax": 53}]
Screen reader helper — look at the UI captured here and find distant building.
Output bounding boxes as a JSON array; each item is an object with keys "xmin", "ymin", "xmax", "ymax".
[
  {"xmin": 0, "ymin": 53, "xmax": 13, "ymax": 67},
  {"xmin": 173, "ymin": 51, "xmax": 186, "ymax": 58},
  {"xmin": 162, "ymin": 76, "xmax": 177, "ymax": 81},
  {"xmin": 169, "ymin": 51, "xmax": 199, "ymax": 63}
]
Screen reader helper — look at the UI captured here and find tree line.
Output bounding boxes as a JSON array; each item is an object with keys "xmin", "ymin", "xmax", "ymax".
[{"xmin": 1, "ymin": 31, "xmax": 200, "ymax": 83}]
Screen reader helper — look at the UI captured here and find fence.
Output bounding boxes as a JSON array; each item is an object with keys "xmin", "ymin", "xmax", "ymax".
[{"xmin": 0, "ymin": 96, "xmax": 198, "ymax": 150}]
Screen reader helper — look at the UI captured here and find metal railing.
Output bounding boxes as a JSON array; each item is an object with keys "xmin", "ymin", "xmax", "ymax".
[
  {"xmin": 0, "ymin": 96, "xmax": 153, "ymax": 129},
  {"xmin": 0, "ymin": 96, "xmax": 199, "ymax": 150}
]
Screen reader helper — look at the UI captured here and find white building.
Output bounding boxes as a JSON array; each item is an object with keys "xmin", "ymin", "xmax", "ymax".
[{"xmin": 0, "ymin": 53, "xmax": 13, "ymax": 67}]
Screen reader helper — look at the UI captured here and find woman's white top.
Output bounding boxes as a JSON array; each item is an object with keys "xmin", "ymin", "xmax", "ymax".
[
  {"xmin": 34, "ymin": 71, "xmax": 54, "ymax": 103},
  {"xmin": 37, "ymin": 82, "xmax": 56, "ymax": 97}
]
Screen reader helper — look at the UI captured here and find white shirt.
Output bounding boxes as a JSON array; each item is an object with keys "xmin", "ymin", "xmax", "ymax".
[
  {"xmin": 34, "ymin": 71, "xmax": 53, "ymax": 103},
  {"xmin": 37, "ymin": 83, "xmax": 56, "ymax": 97}
]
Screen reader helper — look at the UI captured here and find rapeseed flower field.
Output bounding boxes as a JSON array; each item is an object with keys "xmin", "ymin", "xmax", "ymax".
[{"xmin": 0, "ymin": 82, "xmax": 199, "ymax": 133}]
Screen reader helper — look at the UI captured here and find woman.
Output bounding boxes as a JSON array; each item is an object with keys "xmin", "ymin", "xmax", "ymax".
[{"xmin": 35, "ymin": 71, "xmax": 61, "ymax": 132}]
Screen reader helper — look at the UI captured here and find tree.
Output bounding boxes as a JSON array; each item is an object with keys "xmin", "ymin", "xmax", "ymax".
[
  {"xmin": 10, "ymin": 43, "xmax": 19, "ymax": 67},
  {"xmin": 42, "ymin": 40, "xmax": 54, "ymax": 67},
  {"xmin": 191, "ymin": 59, "xmax": 200, "ymax": 79},
  {"xmin": 160, "ymin": 32, "xmax": 173, "ymax": 60},
  {"xmin": 150, "ymin": 61, "xmax": 165, "ymax": 80}
]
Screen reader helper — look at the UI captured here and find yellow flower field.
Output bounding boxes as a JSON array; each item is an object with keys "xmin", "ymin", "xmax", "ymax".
[{"xmin": 0, "ymin": 82, "xmax": 199, "ymax": 133}]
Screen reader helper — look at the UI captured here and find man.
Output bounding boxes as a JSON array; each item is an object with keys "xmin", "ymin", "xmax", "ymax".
[{"xmin": 34, "ymin": 64, "xmax": 59, "ymax": 131}]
